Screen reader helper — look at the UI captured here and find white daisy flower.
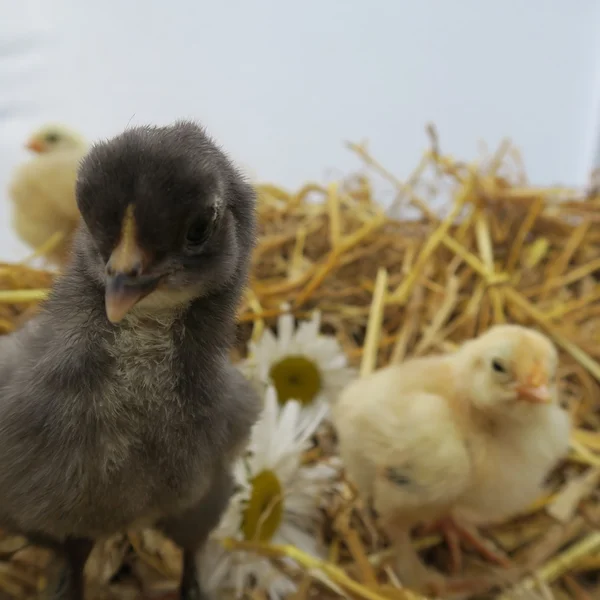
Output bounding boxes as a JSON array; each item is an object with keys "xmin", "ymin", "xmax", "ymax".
[
  {"xmin": 203, "ymin": 386, "xmax": 338, "ymax": 599},
  {"xmin": 241, "ymin": 306, "xmax": 355, "ymax": 429}
]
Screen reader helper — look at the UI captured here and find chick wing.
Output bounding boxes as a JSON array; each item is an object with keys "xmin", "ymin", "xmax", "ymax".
[{"xmin": 333, "ymin": 365, "xmax": 472, "ymax": 526}]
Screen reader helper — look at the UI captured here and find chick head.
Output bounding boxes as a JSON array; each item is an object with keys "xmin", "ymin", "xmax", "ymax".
[
  {"xmin": 25, "ymin": 124, "xmax": 87, "ymax": 154},
  {"xmin": 75, "ymin": 120, "xmax": 256, "ymax": 324},
  {"xmin": 459, "ymin": 324, "xmax": 559, "ymax": 416}
]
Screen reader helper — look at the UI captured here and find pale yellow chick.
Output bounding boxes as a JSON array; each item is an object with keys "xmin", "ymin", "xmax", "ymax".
[
  {"xmin": 332, "ymin": 324, "xmax": 570, "ymax": 594},
  {"xmin": 8, "ymin": 124, "xmax": 88, "ymax": 267}
]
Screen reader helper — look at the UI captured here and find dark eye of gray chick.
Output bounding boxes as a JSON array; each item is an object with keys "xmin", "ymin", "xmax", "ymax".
[{"xmin": 75, "ymin": 120, "xmax": 256, "ymax": 323}]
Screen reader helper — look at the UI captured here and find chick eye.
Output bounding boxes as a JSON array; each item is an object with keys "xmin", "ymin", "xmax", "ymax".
[
  {"xmin": 45, "ymin": 133, "xmax": 59, "ymax": 143},
  {"xmin": 185, "ymin": 215, "xmax": 212, "ymax": 247},
  {"xmin": 491, "ymin": 359, "xmax": 507, "ymax": 374}
]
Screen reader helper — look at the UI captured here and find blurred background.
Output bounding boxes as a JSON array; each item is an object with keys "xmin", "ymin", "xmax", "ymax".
[{"xmin": 2, "ymin": 0, "xmax": 600, "ymax": 261}]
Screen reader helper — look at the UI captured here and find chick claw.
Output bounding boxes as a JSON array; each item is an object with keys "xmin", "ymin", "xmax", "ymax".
[{"xmin": 423, "ymin": 517, "xmax": 511, "ymax": 573}]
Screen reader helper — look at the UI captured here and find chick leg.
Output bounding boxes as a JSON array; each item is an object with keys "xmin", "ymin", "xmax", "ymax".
[
  {"xmin": 42, "ymin": 537, "xmax": 93, "ymax": 600},
  {"xmin": 159, "ymin": 469, "xmax": 234, "ymax": 600},
  {"xmin": 386, "ymin": 525, "xmax": 446, "ymax": 594},
  {"xmin": 425, "ymin": 517, "xmax": 510, "ymax": 572}
]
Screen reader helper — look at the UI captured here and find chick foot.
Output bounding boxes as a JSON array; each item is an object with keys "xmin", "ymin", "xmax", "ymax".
[
  {"xmin": 394, "ymin": 566, "xmax": 492, "ymax": 599},
  {"xmin": 423, "ymin": 517, "xmax": 510, "ymax": 573},
  {"xmin": 179, "ymin": 550, "xmax": 213, "ymax": 600}
]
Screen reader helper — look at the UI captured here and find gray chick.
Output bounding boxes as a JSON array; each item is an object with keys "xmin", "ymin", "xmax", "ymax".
[{"xmin": 0, "ymin": 121, "xmax": 261, "ymax": 600}]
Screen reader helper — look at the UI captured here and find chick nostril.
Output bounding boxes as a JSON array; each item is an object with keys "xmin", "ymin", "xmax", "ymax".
[
  {"xmin": 128, "ymin": 262, "xmax": 143, "ymax": 277},
  {"xmin": 106, "ymin": 261, "xmax": 143, "ymax": 278}
]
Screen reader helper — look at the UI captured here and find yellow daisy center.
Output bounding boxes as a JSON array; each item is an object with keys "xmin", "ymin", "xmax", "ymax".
[
  {"xmin": 269, "ymin": 355, "xmax": 322, "ymax": 406},
  {"xmin": 242, "ymin": 470, "xmax": 284, "ymax": 542}
]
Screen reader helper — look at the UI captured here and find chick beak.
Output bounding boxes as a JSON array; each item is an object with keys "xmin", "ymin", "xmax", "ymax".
[
  {"xmin": 105, "ymin": 273, "xmax": 159, "ymax": 324},
  {"xmin": 516, "ymin": 365, "xmax": 551, "ymax": 404},
  {"xmin": 25, "ymin": 139, "xmax": 44, "ymax": 153},
  {"xmin": 105, "ymin": 206, "xmax": 158, "ymax": 323}
]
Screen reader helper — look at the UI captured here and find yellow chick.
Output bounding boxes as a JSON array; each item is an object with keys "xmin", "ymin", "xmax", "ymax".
[
  {"xmin": 332, "ymin": 324, "xmax": 570, "ymax": 594},
  {"xmin": 8, "ymin": 124, "xmax": 88, "ymax": 267}
]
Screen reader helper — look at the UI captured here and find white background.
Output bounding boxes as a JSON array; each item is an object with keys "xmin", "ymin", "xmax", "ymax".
[{"xmin": 1, "ymin": 0, "xmax": 599, "ymax": 262}]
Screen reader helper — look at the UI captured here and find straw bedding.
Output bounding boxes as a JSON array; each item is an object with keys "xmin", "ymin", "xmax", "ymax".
[{"xmin": 0, "ymin": 127, "xmax": 598, "ymax": 600}]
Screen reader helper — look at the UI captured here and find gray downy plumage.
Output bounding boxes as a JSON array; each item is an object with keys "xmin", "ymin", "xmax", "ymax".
[{"xmin": 0, "ymin": 121, "xmax": 261, "ymax": 599}]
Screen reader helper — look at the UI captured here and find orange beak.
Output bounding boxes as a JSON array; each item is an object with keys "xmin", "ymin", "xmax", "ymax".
[
  {"xmin": 25, "ymin": 139, "xmax": 45, "ymax": 153},
  {"xmin": 516, "ymin": 364, "xmax": 551, "ymax": 404}
]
